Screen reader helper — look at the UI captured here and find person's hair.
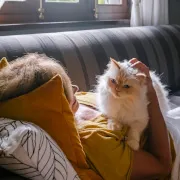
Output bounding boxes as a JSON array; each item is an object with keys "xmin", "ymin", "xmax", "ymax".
[{"xmin": 0, "ymin": 53, "xmax": 73, "ymax": 102}]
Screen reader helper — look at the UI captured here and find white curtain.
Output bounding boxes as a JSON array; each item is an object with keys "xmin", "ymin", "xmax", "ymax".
[
  {"xmin": 0, "ymin": 0, "xmax": 6, "ymax": 10},
  {"xmin": 130, "ymin": 0, "xmax": 169, "ymax": 27}
]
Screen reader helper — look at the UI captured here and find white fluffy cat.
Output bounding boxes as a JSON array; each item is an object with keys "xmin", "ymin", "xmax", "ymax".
[{"xmin": 96, "ymin": 58, "xmax": 170, "ymax": 151}]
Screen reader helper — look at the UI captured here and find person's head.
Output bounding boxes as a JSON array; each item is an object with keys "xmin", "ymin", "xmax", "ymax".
[{"xmin": 0, "ymin": 53, "xmax": 79, "ymax": 113}]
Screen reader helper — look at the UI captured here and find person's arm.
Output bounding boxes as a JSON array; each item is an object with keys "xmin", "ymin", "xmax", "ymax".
[
  {"xmin": 130, "ymin": 59, "xmax": 172, "ymax": 180},
  {"xmin": 148, "ymin": 89, "xmax": 172, "ymax": 170}
]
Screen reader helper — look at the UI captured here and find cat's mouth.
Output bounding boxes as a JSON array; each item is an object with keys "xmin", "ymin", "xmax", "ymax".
[{"xmin": 111, "ymin": 90, "xmax": 130, "ymax": 99}]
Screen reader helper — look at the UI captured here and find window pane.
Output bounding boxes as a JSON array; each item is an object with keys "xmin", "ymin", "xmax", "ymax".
[
  {"xmin": 98, "ymin": 0, "xmax": 122, "ymax": 4},
  {"xmin": 46, "ymin": 0, "xmax": 79, "ymax": 2}
]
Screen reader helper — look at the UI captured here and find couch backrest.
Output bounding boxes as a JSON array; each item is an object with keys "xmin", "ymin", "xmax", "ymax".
[{"xmin": 0, "ymin": 25, "xmax": 180, "ymax": 92}]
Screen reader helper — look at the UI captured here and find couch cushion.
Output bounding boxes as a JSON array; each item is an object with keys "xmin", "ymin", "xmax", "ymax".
[
  {"xmin": 0, "ymin": 57, "xmax": 9, "ymax": 69},
  {"xmin": 0, "ymin": 25, "xmax": 180, "ymax": 93},
  {"xmin": 0, "ymin": 166, "xmax": 26, "ymax": 179}
]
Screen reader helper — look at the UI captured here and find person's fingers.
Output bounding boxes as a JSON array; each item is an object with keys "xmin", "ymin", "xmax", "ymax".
[
  {"xmin": 72, "ymin": 100, "xmax": 79, "ymax": 113},
  {"xmin": 129, "ymin": 58, "xmax": 139, "ymax": 65},
  {"xmin": 131, "ymin": 61, "xmax": 150, "ymax": 77},
  {"xmin": 131, "ymin": 61, "xmax": 145, "ymax": 70},
  {"xmin": 129, "ymin": 59, "xmax": 149, "ymax": 75}
]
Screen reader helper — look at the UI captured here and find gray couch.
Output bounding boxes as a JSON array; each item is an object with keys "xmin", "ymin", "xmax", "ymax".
[{"xmin": 0, "ymin": 25, "xmax": 180, "ymax": 179}]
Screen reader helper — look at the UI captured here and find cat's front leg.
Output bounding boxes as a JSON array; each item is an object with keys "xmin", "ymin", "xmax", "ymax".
[
  {"xmin": 107, "ymin": 119, "xmax": 123, "ymax": 131},
  {"xmin": 127, "ymin": 121, "xmax": 147, "ymax": 151}
]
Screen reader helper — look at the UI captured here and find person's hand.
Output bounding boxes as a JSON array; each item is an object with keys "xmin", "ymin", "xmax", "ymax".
[
  {"xmin": 129, "ymin": 58, "xmax": 155, "ymax": 95},
  {"xmin": 70, "ymin": 85, "xmax": 79, "ymax": 114},
  {"xmin": 70, "ymin": 96, "xmax": 79, "ymax": 114}
]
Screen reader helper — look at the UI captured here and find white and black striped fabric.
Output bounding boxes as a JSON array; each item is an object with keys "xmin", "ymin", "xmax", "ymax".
[
  {"xmin": 0, "ymin": 118, "xmax": 79, "ymax": 180},
  {"xmin": 0, "ymin": 25, "xmax": 180, "ymax": 93}
]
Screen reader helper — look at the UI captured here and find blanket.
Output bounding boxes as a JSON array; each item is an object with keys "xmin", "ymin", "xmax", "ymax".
[{"xmin": 167, "ymin": 96, "xmax": 180, "ymax": 180}]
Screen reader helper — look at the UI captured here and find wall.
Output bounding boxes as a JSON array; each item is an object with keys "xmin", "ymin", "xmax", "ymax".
[{"xmin": 169, "ymin": 0, "xmax": 180, "ymax": 25}]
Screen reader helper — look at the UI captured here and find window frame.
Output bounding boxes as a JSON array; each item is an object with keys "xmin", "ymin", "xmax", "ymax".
[{"xmin": 0, "ymin": 0, "xmax": 38, "ymax": 23}]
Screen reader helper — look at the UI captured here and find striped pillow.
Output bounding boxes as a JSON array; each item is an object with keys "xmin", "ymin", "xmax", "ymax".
[{"xmin": 0, "ymin": 118, "xmax": 79, "ymax": 180}]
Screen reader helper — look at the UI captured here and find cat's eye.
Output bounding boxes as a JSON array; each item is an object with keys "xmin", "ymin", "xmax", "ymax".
[
  {"xmin": 111, "ymin": 78, "xmax": 116, "ymax": 84},
  {"xmin": 123, "ymin": 85, "xmax": 130, "ymax": 89}
]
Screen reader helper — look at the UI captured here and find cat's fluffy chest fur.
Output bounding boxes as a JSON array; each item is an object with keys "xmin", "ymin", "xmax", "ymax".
[
  {"xmin": 98, "ymin": 87, "xmax": 149, "ymax": 125},
  {"xmin": 96, "ymin": 58, "xmax": 169, "ymax": 151}
]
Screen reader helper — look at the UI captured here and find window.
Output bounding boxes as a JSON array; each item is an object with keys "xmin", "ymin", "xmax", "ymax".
[
  {"xmin": 98, "ymin": 0, "xmax": 122, "ymax": 5},
  {"xmin": 6, "ymin": 0, "xmax": 26, "ymax": 1},
  {"xmin": 95, "ymin": 0, "xmax": 129, "ymax": 20},
  {"xmin": 46, "ymin": 0, "xmax": 79, "ymax": 2},
  {"xmin": 0, "ymin": 0, "xmax": 129, "ymax": 24},
  {"xmin": 44, "ymin": 0, "xmax": 94, "ymax": 22},
  {"xmin": 0, "ymin": 0, "xmax": 37, "ymax": 24}
]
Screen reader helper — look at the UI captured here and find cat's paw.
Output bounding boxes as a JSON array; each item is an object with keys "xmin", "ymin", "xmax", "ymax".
[
  {"xmin": 127, "ymin": 139, "xmax": 139, "ymax": 151},
  {"xmin": 107, "ymin": 121, "xmax": 122, "ymax": 131}
]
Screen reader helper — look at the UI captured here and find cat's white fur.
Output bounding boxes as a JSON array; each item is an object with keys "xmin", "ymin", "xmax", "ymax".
[{"xmin": 96, "ymin": 59, "xmax": 170, "ymax": 150}]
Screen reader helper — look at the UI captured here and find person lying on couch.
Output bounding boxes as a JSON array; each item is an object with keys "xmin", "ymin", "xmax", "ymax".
[{"xmin": 0, "ymin": 53, "xmax": 177, "ymax": 180}]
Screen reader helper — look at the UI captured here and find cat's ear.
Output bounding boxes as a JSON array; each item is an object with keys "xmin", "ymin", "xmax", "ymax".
[
  {"xmin": 110, "ymin": 57, "xmax": 121, "ymax": 70},
  {"xmin": 136, "ymin": 73, "xmax": 146, "ymax": 85}
]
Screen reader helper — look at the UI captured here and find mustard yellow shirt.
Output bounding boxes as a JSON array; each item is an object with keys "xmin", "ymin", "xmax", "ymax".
[{"xmin": 76, "ymin": 92, "xmax": 175, "ymax": 180}]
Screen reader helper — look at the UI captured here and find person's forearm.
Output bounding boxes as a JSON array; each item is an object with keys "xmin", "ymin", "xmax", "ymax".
[{"xmin": 148, "ymin": 90, "xmax": 172, "ymax": 171}]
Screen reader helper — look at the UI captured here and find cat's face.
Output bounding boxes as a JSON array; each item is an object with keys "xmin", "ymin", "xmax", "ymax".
[{"xmin": 105, "ymin": 58, "xmax": 146, "ymax": 99}]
